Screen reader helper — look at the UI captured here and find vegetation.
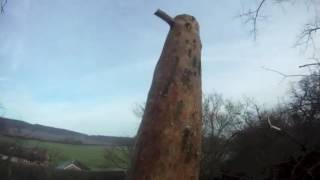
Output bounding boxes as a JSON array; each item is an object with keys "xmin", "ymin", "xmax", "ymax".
[
  {"xmin": 104, "ymin": 145, "xmax": 132, "ymax": 170},
  {"xmin": 0, "ymin": 135, "xmax": 126, "ymax": 170},
  {"xmin": 200, "ymin": 69, "xmax": 320, "ymax": 179}
]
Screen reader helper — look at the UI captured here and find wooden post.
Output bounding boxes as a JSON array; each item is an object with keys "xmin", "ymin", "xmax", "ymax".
[{"xmin": 127, "ymin": 9, "xmax": 202, "ymax": 180}]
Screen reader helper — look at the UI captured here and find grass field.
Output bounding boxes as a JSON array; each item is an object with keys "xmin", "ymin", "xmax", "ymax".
[{"xmin": 0, "ymin": 135, "xmax": 129, "ymax": 170}]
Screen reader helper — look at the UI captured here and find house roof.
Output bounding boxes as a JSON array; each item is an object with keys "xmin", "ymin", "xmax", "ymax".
[{"xmin": 56, "ymin": 160, "xmax": 90, "ymax": 171}]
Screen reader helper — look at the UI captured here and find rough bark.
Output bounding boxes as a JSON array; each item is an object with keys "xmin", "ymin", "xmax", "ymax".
[{"xmin": 127, "ymin": 10, "xmax": 202, "ymax": 180}]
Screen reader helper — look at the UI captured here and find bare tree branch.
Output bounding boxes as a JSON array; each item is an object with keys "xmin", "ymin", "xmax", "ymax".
[
  {"xmin": 295, "ymin": 20, "xmax": 320, "ymax": 50},
  {"xmin": 262, "ymin": 66, "xmax": 307, "ymax": 80},
  {"xmin": 132, "ymin": 102, "xmax": 145, "ymax": 119},
  {"xmin": 238, "ymin": 0, "xmax": 267, "ymax": 40},
  {"xmin": 299, "ymin": 63, "xmax": 320, "ymax": 68},
  {"xmin": 1, "ymin": 0, "xmax": 8, "ymax": 13},
  {"xmin": 239, "ymin": 0, "xmax": 320, "ymax": 50},
  {"xmin": 154, "ymin": 9, "xmax": 174, "ymax": 27}
]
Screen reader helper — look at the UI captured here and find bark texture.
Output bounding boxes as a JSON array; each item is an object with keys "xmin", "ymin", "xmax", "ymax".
[{"xmin": 127, "ymin": 11, "xmax": 202, "ymax": 180}]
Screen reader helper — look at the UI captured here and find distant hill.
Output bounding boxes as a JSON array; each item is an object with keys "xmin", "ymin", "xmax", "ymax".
[{"xmin": 0, "ymin": 117, "xmax": 134, "ymax": 146}]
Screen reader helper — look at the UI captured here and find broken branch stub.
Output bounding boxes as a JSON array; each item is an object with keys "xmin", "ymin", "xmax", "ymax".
[
  {"xmin": 154, "ymin": 9, "xmax": 175, "ymax": 27},
  {"xmin": 127, "ymin": 10, "xmax": 202, "ymax": 180}
]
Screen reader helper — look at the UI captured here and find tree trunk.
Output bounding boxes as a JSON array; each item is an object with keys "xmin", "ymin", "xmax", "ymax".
[{"xmin": 127, "ymin": 10, "xmax": 202, "ymax": 180}]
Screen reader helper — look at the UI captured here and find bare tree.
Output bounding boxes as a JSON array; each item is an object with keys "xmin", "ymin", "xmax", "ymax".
[
  {"xmin": 201, "ymin": 94, "xmax": 243, "ymax": 179},
  {"xmin": 200, "ymin": 94, "xmax": 269, "ymax": 179},
  {"xmin": 202, "ymin": 94, "xmax": 245, "ymax": 138},
  {"xmin": 289, "ymin": 70, "xmax": 320, "ymax": 124}
]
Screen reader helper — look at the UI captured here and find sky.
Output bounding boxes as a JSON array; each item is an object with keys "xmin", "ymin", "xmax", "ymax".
[{"xmin": 0, "ymin": 0, "xmax": 317, "ymax": 136}]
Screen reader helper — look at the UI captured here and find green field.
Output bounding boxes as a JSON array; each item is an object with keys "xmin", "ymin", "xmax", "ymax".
[{"xmin": 0, "ymin": 135, "xmax": 129, "ymax": 170}]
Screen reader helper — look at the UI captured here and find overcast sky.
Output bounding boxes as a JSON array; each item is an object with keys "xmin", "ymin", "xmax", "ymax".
[{"xmin": 0, "ymin": 0, "xmax": 317, "ymax": 136}]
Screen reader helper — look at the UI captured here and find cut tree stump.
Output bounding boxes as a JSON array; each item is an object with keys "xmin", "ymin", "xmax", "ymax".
[{"xmin": 127, "ymin": 9, "xmax": 202, "ymax": 180}]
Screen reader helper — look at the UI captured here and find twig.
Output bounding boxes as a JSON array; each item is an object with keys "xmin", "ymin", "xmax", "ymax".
[
  {"xmin": 299, "ymin": 63, "xmax": 320, "ymax": 68},
  {"xmin": 239, "ymin": 0, "xmax": 319, "ymax": 48},
  {"xmin": 295, "ymin": 21, "xmax": 320, "ymax": 50},
  {"xmin": 262, "ymin": 66, "xmax": 306, "ymax": 79},
  {"xmin": 154, "ymin": 9, "xmax": 174, "ymax": 27},
  {"xmin": 1, "ymin": 0, "xmax": 8, "ymax": 13},
  {"xmin": 238, "ymin": 0, "xmax": 267, "ymax": 40}
]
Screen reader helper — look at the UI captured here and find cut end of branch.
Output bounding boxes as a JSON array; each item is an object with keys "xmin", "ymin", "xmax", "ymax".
[
  {"xmin": 268, "ymin": 117, "xmax": 281, "ymax": 131},
  {"xmin": 154, "ymin": 9, "xmax": 174, "ymax": 27}
]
